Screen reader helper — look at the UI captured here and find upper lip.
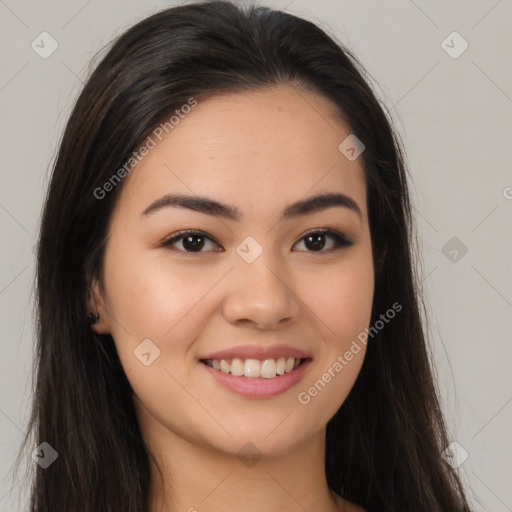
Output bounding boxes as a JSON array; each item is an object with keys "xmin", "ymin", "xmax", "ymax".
[{"xmin": 199, "ymin": 344, "xmax": 312, "ymax": 361}]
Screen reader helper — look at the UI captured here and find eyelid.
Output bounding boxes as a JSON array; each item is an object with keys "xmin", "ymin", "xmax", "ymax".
[
  {"xmin": 297, "ymin": 228, "xmax": 353, "ymax": 251},
  {"xmin": 161, "ymin": 229, "xmax": 223, "ymax": 251},
  {"xmin": 161, "ymin": 228, "xmax": 353, "ymax": 253}
]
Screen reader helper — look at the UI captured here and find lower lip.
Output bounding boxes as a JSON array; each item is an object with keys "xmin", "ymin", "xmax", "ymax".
[{"xmin": 199, "ymin": 359, "xmax": 312, "ymax": 399}]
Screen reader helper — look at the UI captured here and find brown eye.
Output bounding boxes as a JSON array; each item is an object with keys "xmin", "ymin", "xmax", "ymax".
[
  {"xmin": 304, "ymin": 233, "xmax": 326, "ymax": 251},
  {"xmin": 161, "ymin": 231, "xmax": 222, "ymax": 253},
  {"xmin": 161, "ymin": 229, "xmax": 352, "ymax": 255},
  {"xmin": 294, "ymin": 230, "xmax": 353, "ymax": 252},
  {"xmin": 182, "ymin": 233, "xmax": 205, "ymax": 252}
]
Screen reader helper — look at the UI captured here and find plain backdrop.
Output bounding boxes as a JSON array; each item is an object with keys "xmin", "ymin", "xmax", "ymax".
[{"xmin": 0, "ymin": 1, "xmax": 511, "ymax": 510}]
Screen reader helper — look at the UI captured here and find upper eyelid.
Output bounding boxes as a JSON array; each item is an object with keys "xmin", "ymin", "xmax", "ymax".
[
  {"xmin": 165, "ymin": 229, "xmax": 220, "ymax": 244},
  {"xmin": 161, "ymin": 230, "xmax": 222, "ymax": 250},
  {"xmin": 163, "ymin": 228, "xmax": 351, "ymax": 249}
]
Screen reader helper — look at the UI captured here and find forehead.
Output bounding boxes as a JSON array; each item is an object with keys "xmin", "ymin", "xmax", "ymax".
[{"xmin": 113, "ymin": 85, "xmax": 367, "ymax": 221}]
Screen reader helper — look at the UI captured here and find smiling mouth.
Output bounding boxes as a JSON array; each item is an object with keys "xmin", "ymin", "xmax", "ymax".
[{"xmin": 199, "ymin": 357, "xmax": 310, "ymax": 379}]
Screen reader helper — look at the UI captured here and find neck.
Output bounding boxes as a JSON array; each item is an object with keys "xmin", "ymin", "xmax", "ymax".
[{"xmin": 143, "ymin": 417, "xmax": 343, "ymax": 512}]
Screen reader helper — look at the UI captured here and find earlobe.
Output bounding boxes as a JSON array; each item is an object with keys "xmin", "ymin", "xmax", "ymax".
[{"xmin": 87, "ymin": 279, "xmax": 111, "ymax": 334}]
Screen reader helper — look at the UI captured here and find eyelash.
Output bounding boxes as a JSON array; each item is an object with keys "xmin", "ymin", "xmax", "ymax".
[{"xmin": 160, "ymin": 228, "xmax": 353, "ymax": 255}]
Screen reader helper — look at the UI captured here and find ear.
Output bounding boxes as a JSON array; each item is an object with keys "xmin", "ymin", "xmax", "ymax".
[{"xmin": 87, "ymin": 278, "xmax": 112, "ymax": 334}]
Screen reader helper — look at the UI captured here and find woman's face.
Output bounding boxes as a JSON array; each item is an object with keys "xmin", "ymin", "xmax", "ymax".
[{"xmin": 90, "ymin": 85, "xmax": 374, "ymax": 457}]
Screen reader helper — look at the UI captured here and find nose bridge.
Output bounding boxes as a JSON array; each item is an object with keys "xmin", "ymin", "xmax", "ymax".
[
  {"xmin": 236, "ymin": 243, "xmax": 285, "ymax": 293},
  {"xmin": 222, "ymin": 234, "xmax": 300, "ymax": 328}
]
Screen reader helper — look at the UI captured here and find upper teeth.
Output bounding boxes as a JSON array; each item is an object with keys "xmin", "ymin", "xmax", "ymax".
[{"xmin": 204, "ymin": 357, "xmax": 301, "ymax": 379}]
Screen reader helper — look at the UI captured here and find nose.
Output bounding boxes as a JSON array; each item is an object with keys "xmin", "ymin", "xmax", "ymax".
[{"xmin": 222, "ymin": 248, "xmax": 301, "ymax": 330}]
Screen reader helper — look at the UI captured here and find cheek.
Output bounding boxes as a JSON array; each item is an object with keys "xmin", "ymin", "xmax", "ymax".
[
  {"xmin": 103, "ymin": 256, "xmax": 212, "ymax": 420},
  {"xmin": 298, "ymin": 255, "xmax": 374, "ymax": 346},
  {"xmin": 293, "ymin": 261, "xmax": 373, "ymax": 424},
  {"xmin": 106, "ymin": 251, "xmax": 218, "ymax": 340},
  {"xmin": 295, "ymin": 256, "xmax": 374, "ymax": 417}
]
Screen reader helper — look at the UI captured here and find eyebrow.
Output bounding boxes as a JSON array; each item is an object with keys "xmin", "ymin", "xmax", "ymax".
[{"xmin": 140, "ymin": 191, "xmax": 363, "ymax": 222}]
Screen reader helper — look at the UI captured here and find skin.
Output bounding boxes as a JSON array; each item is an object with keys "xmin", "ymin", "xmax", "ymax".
[{"xmin": 89, "ymin": 84, "xmax": 372, "ymax": 512}]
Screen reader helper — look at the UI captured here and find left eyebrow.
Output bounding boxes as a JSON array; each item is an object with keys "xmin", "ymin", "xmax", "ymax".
[{"xmin": 140, "ymin": 192, "xmax": 363, "ymax": 222}]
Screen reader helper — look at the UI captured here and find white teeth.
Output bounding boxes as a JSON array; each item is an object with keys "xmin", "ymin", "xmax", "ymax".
[
  {"xmin": 244, "ymin": 358, "xmax": 260, "ymax": 378},
  {"xmin": 276, "ymin": 357, "xmax": 285, "ymax": 375},
  {"xmin": 204, "ymin": 356, "xmax": 304, "ymax": 378},
  {"xmin": 260, "ymin": 358, "xmax": 276, "ymax": 379},
  {"xmin": 284, "ymin": 357, "xmax": 295, "ymax": 373},
  {"xmin": 230, "ymin": 358, "xmax": 244, "ymax": 376}
]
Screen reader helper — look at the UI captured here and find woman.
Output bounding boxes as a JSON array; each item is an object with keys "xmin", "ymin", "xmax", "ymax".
[{"xmin": 15, "ymin": 1, "xmax": 473, "ymax": 510}]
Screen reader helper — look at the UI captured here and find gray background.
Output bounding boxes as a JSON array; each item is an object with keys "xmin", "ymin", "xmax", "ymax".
[{"xmin": 0, "ymin": 0, "xmax": 511, "ymax": 510}]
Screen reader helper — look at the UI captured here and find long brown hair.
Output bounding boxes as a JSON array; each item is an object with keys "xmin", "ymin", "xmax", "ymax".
[{"xmin": 13, "ymin": 2, "xmax": 472, "ymax": 510}]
